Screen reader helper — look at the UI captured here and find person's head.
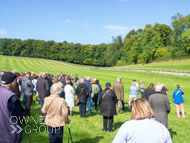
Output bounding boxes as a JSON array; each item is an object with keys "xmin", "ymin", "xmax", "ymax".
[
  {"xmin": 96, "ymin": 80, "xmax": 99, "ymax": 84},
  {"xmin": 11, "ymin": 70, "xmax": 17, "ymax": 74},
  {"xmin": 149, "ymin": 83, "xmax": 154, "ymax": 89},
  {"xmin": 104, "ymin": 82, "xmax": 112, "ymax": 90},
  {"xmin": 42, "ymin": 72, "xmax": 46, "ymax": 78},
  {"xmin": 132, "ymin": 82, "xmax": 136, "ymax": 86},
  {"xmin": 157, "ymin": 82, "xmax": 160, "ymax": 85},
  {"xmin": 33, "ymin": 75, "xmax": 38, "ymax": 79},
  {"xmin": 117, "ymin": 77, "xmax": 121, "ymax": 82},
  {"xmin": 1, "ymin": 72, "xmax": 17, "ymax": 91},
  {"xmin": 131, "ymin": 98, "xmax": 155, "ymax": 120},
  {"xmin": 79, "ymin": 78, "xmax": 85, "ymax": 84},
  {"xmin": 0, "ymin": 72, "xmax": 4, "ymax": 77},
  {"xmin": 31, "ymin": 72, "xmax": 35, "ymax": 77},
  {"xmin": 53, "ymin": 77, "xmax": 59, "ymax": 83},
  {"xmin": 176, "ymin": 84, "xmax": 180, "ymax": 89},
  {"xmin": 133, "ymin": 79, "xmax": 136, "ymax": 82},
  {"xmin": 140, "ymin": 80, "xmax": 143, "ymax": 84},
  {"xmin": 4, "ymin": 69, "xmax": 7, "ymax": 72},
  {"xmin": 50, "ymin": 83, "xmax": 63, "ymax": 95},
  {"xmin": 155, "ymin": 85, "xmax": 162, "ymax": 92},
  {"xmin": 86, "ymin": 76, "xmax": 90, "ymax": 81},
  {"xmin": 91, "ymin": 80, "xmax": 96, "ymax": 84},
  {"xmin": 26, "ymin": 72, "xmax": 31, "ymax": 77},
  {"xmin": 76, "ymin": 74, "xmax": 78, "ymax": 77},
  {"xmin": 20, "ymin": 72, "xmax": 24, "ymax": 76},
  {"xmin": 161, "ymin": 83, "xmax": 164, "ymax": 87},
  {"xmin": 66, "ymin": 79, "xmax": 71, "ymax": 85}
]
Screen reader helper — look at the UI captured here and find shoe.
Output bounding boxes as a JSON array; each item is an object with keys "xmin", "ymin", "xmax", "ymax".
[
  {"xmin": 102, "ymin": 129, "xmax": 107, "ymax": 132},
  {"xmin": 80, "ymin": 113, "xmax": 83, "ymax": 118},
  {"xmin": 82, "ymin": 113, "xmax": 85, "ymax": 118},
  {"xmin": 108, "ymin": 130, "xmax": 113, "ymax": 132},
  {"xmin": 35, "ymin": 101, "xmax": 39, "ymax": 103}
]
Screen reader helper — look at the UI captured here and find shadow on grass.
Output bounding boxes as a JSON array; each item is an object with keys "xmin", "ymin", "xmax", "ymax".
[
  {"xmin": 74, "ymin": 136, "xmax": 104, "ymax": 143},
  {"xmin": 113, "ymin": 122, "xmax": 124, "ymax": 131},
  {"xmin": 168, "ymin": 128, "xmax": 177, "ymax": 139}
]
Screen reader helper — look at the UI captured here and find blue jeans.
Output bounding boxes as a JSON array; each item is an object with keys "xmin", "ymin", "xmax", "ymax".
[
  {"xmin": 22, "ymin": 91, "xmax": 26, "ymax": 106},
  {"xmin": 59, "ymin": 92, "xmax": 65, "ymax": 99},
  {"xmin": 48, "ymin": 126, "xmax": 63, "ymax": 143},
  {"xmin": 39, "ymin": 98, "xmax": 45, "ymax": 117},
  {"xmin": 87, "ymin": 96, "xmax": 92, "ymax": 113},
  {"xmin": 141, "ymin": 91, "xmax": 144, "ymax": 98},
  {"xmin": 122, "ymin": 100, "xmax": 125, "ymax": 111},
  {"xmin": 79, "ymin": 103, "xmax": 86, "ymax": 114}
]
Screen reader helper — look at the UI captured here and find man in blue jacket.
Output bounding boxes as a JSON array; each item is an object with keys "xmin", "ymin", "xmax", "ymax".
[
  {"xmin": 128, "ymin": 82, "xmax": 139, "ymax": 108},
  {"xmin": 85, "ymin": 76, "xmax": 92, "ymax": 113}
]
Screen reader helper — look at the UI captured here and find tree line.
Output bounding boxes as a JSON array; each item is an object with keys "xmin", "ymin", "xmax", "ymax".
[{"xmin": 0, "ymin": 13, "xmax": 190, "ymax": 67}]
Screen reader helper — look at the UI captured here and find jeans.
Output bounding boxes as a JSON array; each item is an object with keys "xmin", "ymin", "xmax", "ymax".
[
  {"xmin": 39, "ymin": 97, "xmax": 45, "ymax": 117},
  {"xmin": 79, "ymin": 103, "xmax": 86, "ymax": 114},
  {"xmin": 25, "ymin": 95, "xmax": 33, "ymax": 115},
  {"xmin": 87, "ymin": 96, "xmax": 92, "ymax": 113},
  {"xmin": 22, "ymin": 91, "xmax": 26, "ymax": 106},
  {"xmin": 59, "ymin": 92, "xmax": 65, "ymax": 99},
  {"xmin": 122, "ymin": 100, "xmax": 125, "ymax": 111},
  {"xmin": 48, "ymin": 126, "xmax": 63, "ymax": 143},
  {"xmin": 141, "ymin": 91, "xmax": 144, "ymax": 98}
]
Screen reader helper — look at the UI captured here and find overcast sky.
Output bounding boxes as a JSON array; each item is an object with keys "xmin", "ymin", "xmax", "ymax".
[{"xmin": 0, "ymin": 0, "xmax": 190, "ymax": 44}]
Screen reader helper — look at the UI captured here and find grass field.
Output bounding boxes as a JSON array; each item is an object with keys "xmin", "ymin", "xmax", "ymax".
[{"xmin": 0, "ymin": 56, "xmax": 190, "ymax": 143}]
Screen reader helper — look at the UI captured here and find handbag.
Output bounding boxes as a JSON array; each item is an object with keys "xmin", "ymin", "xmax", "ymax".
[{"xmin": 76, "ymin": 87, "xmax": 84, "ymax": 104}]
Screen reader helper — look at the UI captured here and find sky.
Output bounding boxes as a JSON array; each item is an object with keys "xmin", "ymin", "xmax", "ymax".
[{"xmin": 0, "ymin": 0, "xmax": 190, "ymax": 45}]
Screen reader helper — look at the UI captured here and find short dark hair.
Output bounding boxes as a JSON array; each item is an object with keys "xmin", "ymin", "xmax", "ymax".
[
  {"xmin": 96, "ymin": 80, "xmax": 99, "ymax": 84},
  {"xmin": 26, "ymin": 72, "xmax": 31, "ymax": 76}
]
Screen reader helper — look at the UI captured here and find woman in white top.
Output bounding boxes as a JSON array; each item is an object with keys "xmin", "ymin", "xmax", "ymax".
[
  {"xmin": 64, "ymin": 79, "xmax": 75, "ymax": 116},
  {"xmin": 113, "ymin": 98, "xmax": 172, "ymax": 143}
]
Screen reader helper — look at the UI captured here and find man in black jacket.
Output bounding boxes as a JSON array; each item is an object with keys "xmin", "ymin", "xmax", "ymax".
[
  {"xmin": 36, "ymin": 72, "xmax": 49, "ymax": 119},
  {"xmin": 143, "ymin": 83, "xmax": 155, "ymax": 101}
]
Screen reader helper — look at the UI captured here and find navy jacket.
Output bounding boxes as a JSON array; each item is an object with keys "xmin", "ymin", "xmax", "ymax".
[{"xmin": 85, "ymin": 80, "xmax": 92, "ymax": 96}]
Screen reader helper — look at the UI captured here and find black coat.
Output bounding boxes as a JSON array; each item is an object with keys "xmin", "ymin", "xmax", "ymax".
[
  {"xmin": 76, "ymin": 83, "xmax": 89, "ymax": 104},
  {"xmin": 99, "ymin": 89, "xmax": 117, "ymax": 117},
  {"xmin": 143, "ymin": 87, "xmax": 155, "ymax": 101},
  {"xmin": 36, "ymin": 77, "xmax": 49, "ymax": 98}
]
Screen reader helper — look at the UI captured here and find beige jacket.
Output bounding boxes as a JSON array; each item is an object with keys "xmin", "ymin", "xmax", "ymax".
[
  {"xmin": 42, "ymin": 94, "xmax": 69, "ymax": 127},
  {"xmin": 112, "ymin": 82, "xmax": 124, "ymax": 100}
]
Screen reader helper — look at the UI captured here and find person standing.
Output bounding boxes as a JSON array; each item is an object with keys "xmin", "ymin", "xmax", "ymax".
[
  {"xmin": 36, "ymin": 72, "xmax": 49, "ymax": 120},
  {"xmin": 143, "ymin": 83, "xmax": 155, "ymax": 101},
  {"xmin": 149, "ymin": 85, "xmax": 171, "ymax": 128},
  {"xmin": 76, "ymin": 78, "xmax": 89, "ymax": 118},
  {"xmin": 112, "ymin": 99, "xmax": 172, "ymax": 143},
  {"xmin": 91, "ymin": 80, "xmax": 99, "ymax": 110},
  {"xmin": 139, "ymin": 80, "xmax": 145, "ymax": 98},
  {"xmin": 75, "ymin": 74, "xmax": 79, "ymax": 84},
  {"xmin": 42, "ymin": 83, "xmax": 71, "ymax": 143},
  {"xmin": 172, "ymin": 84, "xmax": 185, "ymax": 118},
  {"xmin": 112, "ymin": 77, "xmax": 124, "ymax": 114},
  {"xmin": 96, "ymin": 80, "xmax": 102, "ymax": 105},
  {"xmin": 0, "ymin": 72, "xmax": 26, "ymax": 143},
  {"xmin": 128, "ymin": 82, "xmax": 139, "ymax": 108},
  {"xmin": 99, "ymin": 82, "xmax": 117, "ymax": 132},
  {"xmin": 85, "ymin": 76, "xmax": 92, "ymax": 113},
  {"xmin": 22, "ymin": 72, "xmax": 34, "ymax": 116},
  {"xmin": 64, "ymin": 79, "xmax": 75, "ymax": 116}
]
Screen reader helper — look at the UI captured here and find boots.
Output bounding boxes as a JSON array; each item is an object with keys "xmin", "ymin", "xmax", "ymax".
[
  {"xmin": 80, "ymin": 113, "xmax": 83, "ymax": 118},
  {"xmin": 82, "ymin": 113, "xmax": 85, "ymax": 118},
  {"xmin": 70, "ymin": 111, "xmax": 73, "ymax": 116}
]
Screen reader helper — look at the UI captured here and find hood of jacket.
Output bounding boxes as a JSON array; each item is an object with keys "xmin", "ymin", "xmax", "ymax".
[{"xmin": 22, "ymin": 76, "xmax": 29, "ymax": 81}]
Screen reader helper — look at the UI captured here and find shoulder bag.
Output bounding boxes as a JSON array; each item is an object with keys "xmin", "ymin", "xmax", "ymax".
[{"xmin": 76, "ymin": 87, "xmax": 84, "ymax": 104}]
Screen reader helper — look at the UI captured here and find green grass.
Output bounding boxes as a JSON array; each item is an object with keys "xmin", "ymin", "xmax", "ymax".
[{"xmin": 0, "ymin": 56, "xmax": 190, "ymax": 143}]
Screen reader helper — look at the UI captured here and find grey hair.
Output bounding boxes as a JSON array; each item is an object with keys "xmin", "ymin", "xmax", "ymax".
[
  {"xmin": 0, "ymin": 72, "xmax": 4, "ymax": 77},
  {"xmin": 66, "ymin": 79, "xmax": 71, "ymax": 84},
  {"xmin": 155, "ymin": 85, "xmax": 162, "ymax": 92},
  {"xmin": 86, "ymin": 76, "xmax": 90, "ymax": 80},
  {"xmin": 50, "ymin": 83, "xmax": 63, "ymax": 95},
  {"xmin": 11, "ymin": 70, "xmax": 17, "ymax": 74},
  {"xmin": 132, "ymin": 82, "xmax": 136, "ymax": 86},
  {"xmin": 79, "ymin": 78, "xmax": 85, "ymax": 84}
]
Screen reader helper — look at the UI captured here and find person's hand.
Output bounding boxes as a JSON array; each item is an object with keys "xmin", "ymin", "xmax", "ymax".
[{"xmin": 66, "ymin": 119, "xmax": 71, "ymax": 123}]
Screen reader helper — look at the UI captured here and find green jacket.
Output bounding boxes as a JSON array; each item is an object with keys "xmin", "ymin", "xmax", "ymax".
[
  {"xmin": 91, "ymin": 84, "xmax": 100, "ymax": 98},
  {"xmin": 112, "ymin": 82, "xmax": 124, "ymax": 100}
]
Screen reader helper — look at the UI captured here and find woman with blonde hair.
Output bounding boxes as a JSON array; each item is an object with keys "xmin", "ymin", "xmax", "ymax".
[
  {"xmin": 172, "ymin": 84, "xmax": 185, "ymax": 118},
  {"xmin": 99, "ymin": 82, "xmax": 117, "ymax": 132},
  {"xmin": 113, "ymin": 98, "xmax": 172, "ymax": 143}
]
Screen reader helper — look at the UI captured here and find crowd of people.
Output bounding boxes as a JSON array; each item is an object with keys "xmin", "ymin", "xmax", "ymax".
[{"xmin": 0, "ymin": 69, "xmax": 186, "ymax": 143}]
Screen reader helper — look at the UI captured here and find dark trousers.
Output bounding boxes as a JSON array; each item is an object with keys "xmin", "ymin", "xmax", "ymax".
[
  {"xmin": 48, "ymin": 126, "xmax": 63, "ymax": 143},
  {"xmin": 103, "ymin": 116, "xmax": 113, "ymax": 131},
  {"xmin": 39, "ymin": 97, "xmax": 45, "ymax": 117},
  {"xmin": 79, "ymin": 103, "xmax": 86, "ymax": 114},
  {"xmin": 24, "ymin": 95, "xmax": 33, "ymax": 115}
]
